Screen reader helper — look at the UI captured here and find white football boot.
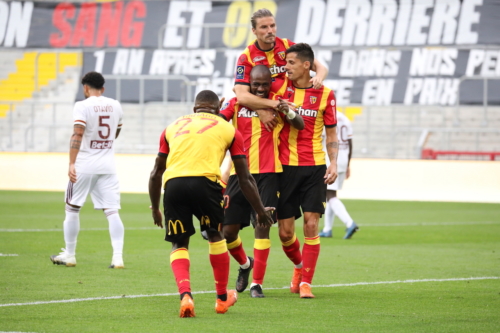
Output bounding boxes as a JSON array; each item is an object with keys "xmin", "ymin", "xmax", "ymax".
[
  {"xmin": 50, "ymin": 248, "xmax": 76, "ymax": 267},
  {"xmin": 109, "ymin": 255, "xmax": 124, "ymax": 269}
]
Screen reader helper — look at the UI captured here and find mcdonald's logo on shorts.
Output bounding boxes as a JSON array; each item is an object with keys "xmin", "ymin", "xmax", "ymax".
[{"xmin": 168, "ymin": 220, "xmax": 186, "ymax": 235}]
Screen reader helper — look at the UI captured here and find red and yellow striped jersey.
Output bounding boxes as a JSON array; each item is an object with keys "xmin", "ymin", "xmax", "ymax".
[
  {"xmin": 271, "ymin": 78, "xmax": 337, "ymax": 166},
  {"xmin": 234, "ymin": 37, "xmax": 295, "ymax": 85},
  {"xmin": 220, "ymin": 97, "xmax": 284, "ymax": 174},
  {"xmin": 158, "ymin": 113, "xmax": 245, "ymax": 185}
]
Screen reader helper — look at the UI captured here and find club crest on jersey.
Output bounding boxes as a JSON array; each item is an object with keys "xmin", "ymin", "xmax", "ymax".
[
  {"xmin": 310, "ymin": 96, "xmax": 317, "ymax": 104},
  {"xmin": 278, "ymin": 51, "xmax": 285, "ymax": 60},
  {"xmin": 253, "ymin": 56, "xmax": 266, "ymax": 62},
  {"xmin": 236, "ymin": 66, "xmax": 245, "ymax": 80}
]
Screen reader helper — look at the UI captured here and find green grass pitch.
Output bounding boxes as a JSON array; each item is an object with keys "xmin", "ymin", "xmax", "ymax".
[{"xmin": 0, "ymin": 190, "xmax": 499, "ymax": 332}]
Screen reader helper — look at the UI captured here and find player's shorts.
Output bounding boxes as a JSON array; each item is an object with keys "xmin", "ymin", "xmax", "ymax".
[
  {"xmin": 65, "ymin": 173, "xmax": 120, "ymax": 209},
  {"xmin": 327, "ymin": 172, "xmax": 346, "ymax": 191},
  {"xmin": 277, "ymin": 165, "xmax": 327, "ymax": 220},
  {"xmin": 224, "ymin": 173, "xmax": 279, "ymax": 228},
  {"xmin": 163, "ymin": 176, "xmax": 224, "ymax": 243}
]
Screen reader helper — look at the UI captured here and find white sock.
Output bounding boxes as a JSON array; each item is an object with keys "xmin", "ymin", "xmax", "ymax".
[
  {"xmin": 64, "ymin": 204, "xmax": 80, "ymax": 256},
  {"xmin": 299, "ymin": 282, "xmax": 310, "ymax": 287},
  {"xmin": 294, "ymin": 262, "xmax": 303, "ymax": 269},
  {"xmin": 323, "ymin": 200, "xmax": 335, "ymax": 233},
  {"xmin": 330, "ymin": 197, "xmax": 353, "ymax": 228},
  {"xmin": 240, "ymin": 256, "xmax": 250, "ymax": 269},
  {"xmin": 105, "ymin": 209, "xmax": 124, "ymax": 257},
  {"xmin": 250, "ymin": 282, "xmax": 260, "ymax": 288}
]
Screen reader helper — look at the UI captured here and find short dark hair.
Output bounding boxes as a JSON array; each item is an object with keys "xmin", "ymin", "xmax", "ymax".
[
  {"xmin": 81, "ymin": 71, "xmax": 105, "ymax": 89},
  {"xmin": 250, "ymin": 65, "xmax": 272, "ymax": 79},
  {"xmin": 285, "ymin": 43, "xmax": 314, "ymax": 66},
  {"xmin": 251, "ymin": 8, "xmax": 274, "ymax": 29},
  {"xmin": 195, "ymin": 90, "xmax": 219, "ymax": 105}
]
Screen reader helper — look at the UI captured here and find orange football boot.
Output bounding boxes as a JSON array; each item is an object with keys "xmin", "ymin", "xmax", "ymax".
[
  {"xmin": 215, "ymin": 290, "xmax": 238, "ymax": 314},
  {"xmin": 179, "ymin": 294, "xmax": 195, "ymax": 318},
  {"xmin": 299, "ymin": 283, "xmax": 315, "ymax": 298}
]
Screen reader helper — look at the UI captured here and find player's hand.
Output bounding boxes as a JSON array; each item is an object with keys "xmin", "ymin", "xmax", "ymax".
[
  {"xmin": 324, "ymin": 164, "xmax": 338, "ymax": 185},
  {"xmin": 257, "ymin": 109, "xmax": 279, "ymax": 132},
  {"xmin": 219, "ymin": 97, "xmax": 225, "ymax": 110},
  {"xmin": 149, "ymin": 206, "xmax": 163, "ymax": 228},
  {"xmin": 256, "ymin": 207, "xmax": 275, "ymax": 227},
  {"xmin": 68, "ymin": 164, "xmax": 77, "ymax": 183},
  {"xmin": 310, "ymin": 76, "xmax": 323, "ymax": 90},
  {"xmin": 346, "ymin": 166, "xmax": 351, "ymax": 179}
]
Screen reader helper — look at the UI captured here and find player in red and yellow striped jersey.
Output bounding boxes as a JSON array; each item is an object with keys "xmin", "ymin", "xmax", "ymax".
[
  {"xmin": 271, "ymin": 43, "xmax": 339, "ymax": 299},
  {"xmin": 220, "ymin": 65, "xmax": 304, "ymax": 298},
  {"xmin": 234, "ymin": 8, "xmax": 328, "ymax": 132},
  {"xmin": 148, "ymin": 90, "xmax": 273, "ymax": 317}
]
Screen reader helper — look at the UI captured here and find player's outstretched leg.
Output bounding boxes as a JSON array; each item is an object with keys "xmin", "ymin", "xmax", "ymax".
[
  {"xmin": 209, "ymin": 239, "xmax": 237, "ymax": 313},
  {"xmin": 51, "ymin": 204, "xmax": 80, "ymax": 267},
  {"xmin": 170, "ymin": 247, "xmax": 195, "ymax": 317},
  {"xmin": 250, "ymin": 223, "xmax": 272, "ymax": 298},
  {"xmin": 105, "ymin": 209, "xmax": 125, "ymax": 268},
  {"xmin": 225, "ymin": 229, "xmax": 253, "ymax": 293}
]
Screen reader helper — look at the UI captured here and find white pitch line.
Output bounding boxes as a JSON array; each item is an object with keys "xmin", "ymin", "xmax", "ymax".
[
  {"xmin": 0, "ymin": 221, "xmax": 498, "ymax": 233},
  {"xmin": 0, "ymin": 276, "xmax": 498, "ymax": 308},
  {"xmin": 0, "ymin": 254, "xmax": 18, "ymax": 257}
]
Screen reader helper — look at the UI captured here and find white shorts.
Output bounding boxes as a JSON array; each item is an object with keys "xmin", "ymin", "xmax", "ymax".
[
  {"xmin": 65, "ymin": 173, "xmax": 121, "ymax": 209},
  {"xmin": 327, "ymin": 172, "xmax": 346, "ymax": 191}
]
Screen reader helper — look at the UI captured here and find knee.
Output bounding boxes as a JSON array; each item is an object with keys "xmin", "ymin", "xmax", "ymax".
[
  {"xmin": 223, "ymin": 226, "xmax": 239, "ymax": 243},
  {"xmin": 278, "ymin": 227, "xmax": 294, "ymax": 242}
]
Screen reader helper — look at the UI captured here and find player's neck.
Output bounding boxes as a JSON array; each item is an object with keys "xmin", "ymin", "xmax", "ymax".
[
  {"xmin": 255, "ymin": 39, "xmax": 274, "ymax": 51},
  {"xmin": 87, "ymin": 90, "xmax": 102, "ymax": 98},
  {"xmin": 292, "ymin": 75, "xmax": 312, "ymax": 89}
]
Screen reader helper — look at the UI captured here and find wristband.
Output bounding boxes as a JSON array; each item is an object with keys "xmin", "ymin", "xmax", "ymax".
[{"xmin": 286, "ymin": 110, "xmax": 296, "ymax": 120}]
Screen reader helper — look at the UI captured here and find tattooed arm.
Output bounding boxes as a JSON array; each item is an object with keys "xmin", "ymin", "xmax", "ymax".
[
  {"xmin": 324, "ymin": 126, "xmax": 339, "ymax": 185},
  {"xmin": 68, "ymin": 124, "xmax": 85, "ymax": 183}
]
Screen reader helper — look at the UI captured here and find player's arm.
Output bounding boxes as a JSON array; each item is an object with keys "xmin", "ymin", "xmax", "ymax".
[
  {"xmin": 229, "ymin": 130, "xmax": 273, "ymax": 226},
  {"xmin": 148, "ymin": 154, "xmax": 166, "ymax": 229},
  {"xmin": 148, "ymin": 130, "xmax": 169, "ymax": 228},
  {"xmin": 310, "ymin": 59, "xmax": 328, "ymax": 89},
  {"xmin": 68, "ymin": 124, "xmax": 85, "ymax": 183},
  {"xmin": 115, "ymin": 128, "xmax": 122, "ymax": 139},
  {"xmin": 277, "ymin": 98, "xmax": 304, "ymax": 130},
  {"xmin": 346, "ymin": 138, "xmax": 352, "ymax": 179},
  {"xmin": 234, "ymin": 84, "xmax": 279, "ymax": 132},
  {"xmin": 233, "ymin": 157, "xmax": 273, "ymax": 227},
  {"xmin": 324, "ymin": 126, "xmax": 339, "ymax": 185}
]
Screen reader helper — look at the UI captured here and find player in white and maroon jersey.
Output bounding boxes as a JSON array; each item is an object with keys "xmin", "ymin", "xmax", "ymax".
[
  {"xmin": 320, "ymin": 111, "xmax": 358, "ymax": 239},
  {"xmin": 50, "ymin": 71, "xmax": 125, "ymax": 269}
]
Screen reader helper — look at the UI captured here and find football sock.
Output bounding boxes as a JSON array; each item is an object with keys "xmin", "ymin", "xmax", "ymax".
[
  {"xmin": 323, "ymin": 201, "xmax": 334, "ymax": 232},
  {"xmin": 170, "ymin": 248, "xmax": 191, "ymax": 296},
  {"xmin": 209, "ymin": 240, "xmax": 230, "ymax": 299},
  {"xmin": 227, "ymin": 236, "xmax": 248, "ymax": 266},
  {"xmin": 63, "ymin": 204, "xmax": 80, "ymax": 256},
  {"xmin": 281, "ymin": 234, "xmax": 302, "ymax": 266},
  {"xmin": 104, "ymin": 209, "xmax": 124, "ymax": 257},
  {"xmin": 302, "ymin": 236, "xmax": 320, "ymax": 285},
  {"xmin": 330, "ymin": 197, "xmax": 353, "ymax": 228},
  {"xmin": 252, "ymin": 238, "xmax": 271, "ymax": 285}
]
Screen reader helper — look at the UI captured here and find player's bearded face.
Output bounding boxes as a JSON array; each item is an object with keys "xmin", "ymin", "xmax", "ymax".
[{"xmin": 253, "ymin": 17, "xmax": 276, "ymax": 45}]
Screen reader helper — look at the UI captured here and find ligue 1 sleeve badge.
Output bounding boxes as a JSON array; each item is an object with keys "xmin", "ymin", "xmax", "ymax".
[
  {"xmin": 331, "ymin": 99, "xmax": 335, "ymax": 106},
  {"xmin": 236, "ymin": 66, "xmax": 245, "ymax": 80}
]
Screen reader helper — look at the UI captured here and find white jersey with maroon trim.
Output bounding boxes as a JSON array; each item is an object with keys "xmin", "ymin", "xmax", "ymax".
[
  {"xmin": 324, "ymin": 111, "xmax": 352, "ymax": 173},
  {"xmin": 73, "ymin": 96, "xmax": 123, "ymax": 174}
]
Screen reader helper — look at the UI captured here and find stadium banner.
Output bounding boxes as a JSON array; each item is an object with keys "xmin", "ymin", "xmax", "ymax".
[{"xmin": 1, "ymin": 0, "xmax": 500, "ymax": 105}]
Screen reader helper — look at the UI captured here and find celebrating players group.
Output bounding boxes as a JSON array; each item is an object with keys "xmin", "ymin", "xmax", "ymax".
[{"xmin": 52, "ymin": 8, "xmax": 351, "ymax": 318}]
